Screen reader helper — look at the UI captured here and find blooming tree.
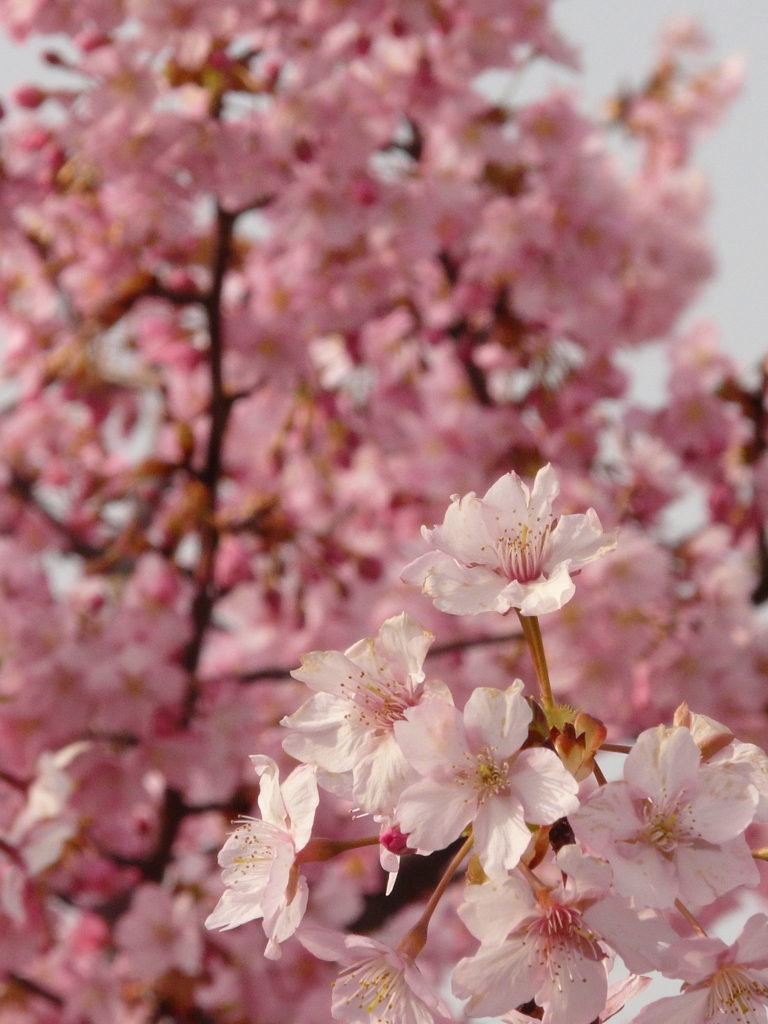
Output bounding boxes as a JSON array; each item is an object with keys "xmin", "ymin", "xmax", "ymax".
[{"xmin": 0, "ymin": 1, "xmax": 765, "ymax": 1023}]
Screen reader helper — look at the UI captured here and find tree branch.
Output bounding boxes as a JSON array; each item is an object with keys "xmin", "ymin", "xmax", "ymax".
[{"xmin": 237, "ymin": 630, "xmax": 524, "ymax": 682}]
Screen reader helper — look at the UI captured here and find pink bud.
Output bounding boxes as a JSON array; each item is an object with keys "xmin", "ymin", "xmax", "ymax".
[
  {"xmin": 13, "ymin": 86, "xmax": 45, "ymax": 109},
  {"xmin": 75, "ymin": 29, "xmax": 110, "ymax": 52},
  {"xmin": 380, "ymin": 826, "xmax": 412, "ymax": 855}
]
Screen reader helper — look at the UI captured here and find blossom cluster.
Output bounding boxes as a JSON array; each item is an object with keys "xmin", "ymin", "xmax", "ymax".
[
  {"xmin": 0, "ymin": 2, "xmax": 765, "ymax": 1024},
  {"xmin": 208, "ymin": 467, "xmax": 768, "ymax": 1024}
]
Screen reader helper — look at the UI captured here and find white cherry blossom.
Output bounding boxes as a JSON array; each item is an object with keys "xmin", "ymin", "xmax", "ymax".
[
  {"xmin": 205, "ymin": 755, "xmax": 318, "ymax": 959},
  {"xmin": 571, "ymin": 724, "xmax": 759, "ymax": 909},
  {"xmin": 393, "ymin": 683, "xmax": 579, "ymax": 878},
  {"xmin": 632, "ymin": 914, "xmax": 768, "ymax": 1024},
  {"xmin": 298, "ymin": 926, "xmax": 451, "ymax": 1024},
  {"xmin": 401, "ymin": 464, "xmax": 616, "ymax": 616},
  {"xmin": 282, "ymin": 613, "xmax": 450, "ymax": 816}
]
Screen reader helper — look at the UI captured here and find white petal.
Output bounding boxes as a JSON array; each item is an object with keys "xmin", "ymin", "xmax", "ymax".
[
  {"xmin": 547, "ymin": 509, "xmax": 616, "ymax": 572},
  {"xmin": 418, "ymin": 555, "xmax": 508, "ymax": 615},
  {"xmin": 676, "ymin": 837, "xmax": 759, "ymax": 907},
  {"xmin": 279, "ymin": 764, "xmax": 318, "ymax": 851},
  {"xmin": 463, "ymin": 683, "xmax": 530, "ymax": 760},
  {"xmin": 263, "ymin": 874, "xmax": 308, "ymax": 959},
  {"xmin": 375, "ymin": 612, "xmax": 434, "ymax": 683},
  {"xmin": 352, "ymin": 734, "xmax": 418, "ymax": 816},
  {"xmin": 396, "ymin": 777, "xmax": 475, "ymax": 853},
  {"xmin": 482, "ymin": 471, "xmax": 534, "ymax": 525},
  {"xmin": 556, "ymin": 845, "xmax": 612, "ymax": 900},
  {"xmin": 205, "ymin": 888, "xmax": 263, "ymax": 931},
  {"xmin": 512, "ymin": 747, "xmax": 580, "ymax": 824},
  {"xmin": 452, "ymin": 940, "xmax": 541, "ymax": 1018},
  {"xmin": 514, "ymin": 564, "xmax": 576, "ymax": 616},
  {"xmin": 282, "ymin": 693, "xmax": 366, "ymax": 773},
  {"xmin": 251, "ymin": 756, "xmax": 287, "ymax": 829},
  {"xmin": 290, "ymin": 649, "xmax": 367, "ymax": 697},
  {"xmin": 528, "ymin": 464, "xmax": 560, "ymax": 520},
  {"xmin": 473, "ymin": 795, "xmax": 531, "ymax": 877},
  {"xmin": 623, "ymin": 726, "xmax": 700, "ymax": 804},
  {"xmin": 426, "ymin": 492, "xmax": 498, "ymax": 568},
  {"xmin": 394, "ymin": 700, "xmax": 469, "ymax": 777}
]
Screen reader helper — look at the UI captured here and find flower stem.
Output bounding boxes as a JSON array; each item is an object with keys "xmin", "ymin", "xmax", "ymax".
[
  {"xmin": 516, "ymin": 612, "xmax": 555, "ymax": 714},
  {"xmin": 674, "ymin": 898, "xmax": 708, "ymax": 938},
  {"xmin": 600, "ymin": 742, "xmax": 633, "ymax": 754},
  {"xmin": 518, "ymin": 861, "xmax": 549, "ymax": 893},
  {"xmin": 593, "ymin": 762, "xmax": 608, "ymax": 786},
  {"xmin": 296, "ymin": 834, "xmax": 381, "ymax": 864},
  {"xmin": 396, "ymin": 835, "xmax": 474, "ymax": 960}
]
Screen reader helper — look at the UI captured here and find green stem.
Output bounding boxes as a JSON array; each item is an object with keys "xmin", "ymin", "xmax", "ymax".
[{"xmin": 516, "ymin": 612, "xmax": 554, "ymax": 714}]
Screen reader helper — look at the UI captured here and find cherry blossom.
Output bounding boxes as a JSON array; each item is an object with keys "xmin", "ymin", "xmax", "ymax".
[
  {"xmin": 452, "ymin": 845, "xmax": 671, "ymax": 1023},
  {"xmin": 631, "ymin": 914, "xmax": 768, "ymax": 1024},
  {"xmin": 205, "ymin": 755, "xmax": 318, "ymax": 958},
  {"xmin": 298, "ymin": 927, "xmax": 451, "ymax": 1024},
  {"xmin": 394, "ymin": 683, "xmax": 579, "ymax": 878},
  {"xmin": 282, "ymin": 613, "xmax": 450, "ymax": 815},
  {"xmin": 401, "ymin": 465, "xmax": 616, "ymax": 616},
  {"xmin": 571, "ymin": 724, "xmax": 759, "ymax": 908}
]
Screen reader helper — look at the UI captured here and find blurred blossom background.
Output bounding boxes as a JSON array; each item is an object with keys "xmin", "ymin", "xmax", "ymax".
[{"xmin": 0, "ymin": 3, "xmax": 766, "ymax": 1024}]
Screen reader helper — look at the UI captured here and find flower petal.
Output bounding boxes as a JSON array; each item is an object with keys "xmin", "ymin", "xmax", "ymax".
[
  {"xmin": 452, "ymin": 940, "xmax": 541, "ymax": 1018},
  {"xmin": 279, "ymin": 763, "xmax": 318, "ymax": 851},
  {"xmin": 547, "ymin": 509, "xmax": 616, "ymax": 573},
  {"xmin": 394, "ymin": 699, "xmax": 468, "ymax": 778},
  {"xmin": 463, "ymin": 683, "xmax": 530, "ymax": 760},
  {"xmin": 512, "ymin": 746, "xmax": 580, "ymax": 824},
  {"xmin": 623, "ymin": 726, "xmax": 700, "ymax": 804},
  {"xmin": 473, "ymin": 794, "xmax": 531, "ymax": 877},
  {"xmin": 396, "ymin": 777, "xmax": 475, "ymax": 853}
]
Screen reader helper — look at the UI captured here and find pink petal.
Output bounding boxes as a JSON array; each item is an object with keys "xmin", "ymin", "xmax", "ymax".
[
  {"xmin": 685, "ymin": 764, "xmax": 758, "ymax": 843},
  {"xmin": 452, "ymin": 939, "xmax": 540, "ymax": 1018},
  {"xmin": 610, "ymin": 842, "xmax": 678, "ymax": 909},
  {"xmin": 396, "ymin": 777, "xmax": 475, "ymax": 853},
  {"xmin": 394, "ymin": 700, "xmax": 468, "ymax": 777},
  {"xmin": 282, "ymin": 693, "xmax": 366, "ymax": 773},
  {"xmin": 675, "ymin": 837, "xmax": 759, "ymax": 907},
  {"xmin": 734, "ymin": 914, "xmax": 768, "ymax": 968},
  {"xmin": 571, "ymin": 782, "xmax": 641, "ymax": 857},
  {"xmin": 584, "ymin": 896, "xmax": 676, "ymax": 974},
  {"xmin": 457, "ymin": 876, "xmax": 537, "ymax": 945},
  {"xmin": 538, "ymin": 951, "xmax": 607, "ymax": 1024},
  {"xmin": 512, "ymin": 746, "xmax": 580, "ymax": 824},
  {"xmin": 376, "ymin": 611, "xmax": 433, "ymax": 683},
  {"xmin": 623, "ymin": 726, "xmax": 700, "ymax": 804},
  {"xmin": 290, "ymin": 649, "xmax": 364, "ymax": 697},
  {"xmin": 629, "ymin": 989, "xmax": 710, "ymax": 1024}
]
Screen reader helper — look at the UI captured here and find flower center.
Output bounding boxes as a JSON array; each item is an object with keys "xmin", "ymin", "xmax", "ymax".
[
  {"xmin": 496, "ymin": 520, "xmax": 552, "ymax": 583},
  {"xmin": 526, "ymin": 898, "xmax": 605, "ymax": 980},
  {"xmin": 474, "ymin": 748, "xmax": 511, "ymax": 798},
  {"xmin": 335, "ymin": 956, "xmax": 412, "ymax": 1018},
  {"xmin": 640, "ymin": 802, "xmax": 693, "ymax": 855},
  {"xmin": 707, "ymin": 965, "xmax": 768, "ymax": 1021}
]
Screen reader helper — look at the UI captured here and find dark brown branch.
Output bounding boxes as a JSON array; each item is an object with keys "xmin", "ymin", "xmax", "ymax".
[
  {"xmin": 238, "ymin": 630, "xmax": 524, "ymax": 682},
  {"xmin": 8, "ymin": 473, "xmax": 102, "ymax": 559}
]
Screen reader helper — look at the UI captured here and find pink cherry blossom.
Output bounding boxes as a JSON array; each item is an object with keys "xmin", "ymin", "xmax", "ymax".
[
  {"xmin": 205, "ymin": 755, "xmax": 318, "ymax": 959},
  {"xmin": 631, "ymin": 914, "xmax": 768, "ymax": 1024},
  {"xmin": 282, "ymin": 613, "xmax": 450, "ymax": 816},
  {"xmin": 298, "ymin": 926, "xmax": 452, "ymax": 1024},
  {"xmin": 571, "ymin": 724, "xmax": 759, "ymax": 908},
  {"xmin": 394, "ymin": 683, "xmax": 579, "ymax": 878},
  {"xmin": 401, "ymin": 465, "xmax": 616, "ymax": 616},
  {"xmin": 453, "ymin": 845, "xmax": 671, "ymax": 1023}
]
